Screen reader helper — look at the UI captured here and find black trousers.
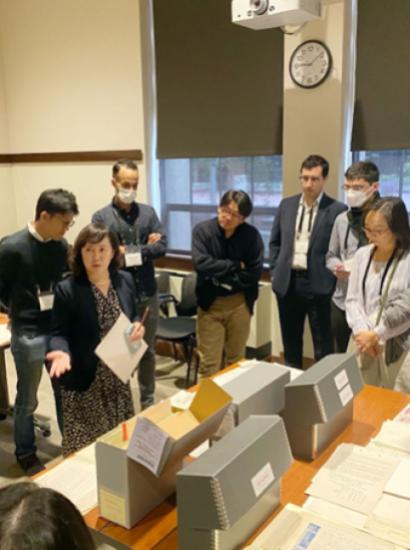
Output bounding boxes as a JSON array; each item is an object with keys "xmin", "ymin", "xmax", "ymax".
[
  {"xmin": 330, "ymin": 301, "xmax": 351, "ymax": 353},
  {"xmin": 276, "ymin": 271, "xmax": 334, "ymax": 369}
]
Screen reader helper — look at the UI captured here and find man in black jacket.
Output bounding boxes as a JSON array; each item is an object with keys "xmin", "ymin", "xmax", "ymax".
[
  {"xmin": 0, "ymin": 189, "xmax": 78, "ymax": 473},
  {"xmin": 192, "ymin": 190, "xmax": 264, "ymax": 377},
  {"xmin": 92, "ymin": 159, "xmax": 167, "ymax": 409},
  {"xmin": 269, "ymin": 155, "xmax": 346, "ymax": 369}
]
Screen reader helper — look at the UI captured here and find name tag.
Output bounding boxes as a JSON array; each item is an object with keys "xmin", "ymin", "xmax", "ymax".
[
  {"xmin": 38, "ymin": 292, "xmax": 54, "ymax": 311},
  {"xmin": 125, "ymin": 252, "xmax": 142, "ymax": 267},
  {"xmin": 294, "ymin": 238, "xmax": 309, "ymax": 255}
]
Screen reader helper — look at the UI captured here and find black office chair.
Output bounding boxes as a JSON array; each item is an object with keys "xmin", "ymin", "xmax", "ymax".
[{"xmin": 156, "ymin": 272, "xmax": 199, "ymax": 387}]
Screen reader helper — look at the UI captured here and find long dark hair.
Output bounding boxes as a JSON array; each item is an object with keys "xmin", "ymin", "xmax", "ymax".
[
  {"xmin": 0, "ymin": 482, "xmax": 95, "ymax": 550},
  {"xmin": 365, "ymin": 197, "xmax": 410, "ymax": 251},
  {"xmin": 70, "ymin": 223, "xmax": 121, "ymax": 276}
]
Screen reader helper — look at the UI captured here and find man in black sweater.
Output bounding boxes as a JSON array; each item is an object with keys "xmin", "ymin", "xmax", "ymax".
[
  {"xmin": 0, "ymin": 189, "xmax": 78, "ymax": 473},
  {"xmin": 92, "ymin": 159, "xmax": 167, "ymax": 409},
  {"xmin": 192, "ymin": 190, "xmax": 264, "ymax": 377}
]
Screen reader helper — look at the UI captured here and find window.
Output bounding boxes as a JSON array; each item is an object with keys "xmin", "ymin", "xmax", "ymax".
[
  {"xmin": 159, "ymin": 156, "xmax": 282, "ymax": 257},
  {"xmin": 352, "ymin": 149, "xmax": 410, "ymax": 208}
]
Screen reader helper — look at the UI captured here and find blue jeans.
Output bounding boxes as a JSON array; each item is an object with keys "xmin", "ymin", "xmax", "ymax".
[
  {"xmin": 135, "ymin": 292, "xmax": 159, "ymax": 409},
  {"xmin": 11, "ymin": 332, "xmax": 63, "ymax": 458}
]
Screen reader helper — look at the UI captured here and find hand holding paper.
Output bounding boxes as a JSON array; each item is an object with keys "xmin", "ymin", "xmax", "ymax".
[{"xmin": 95, "ymin": 312, "xmax": 148, "ymax": 383}]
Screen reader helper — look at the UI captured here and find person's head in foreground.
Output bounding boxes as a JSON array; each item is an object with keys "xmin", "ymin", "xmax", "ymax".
[{"xmin": 0, "ymin": 482, "xmax": 95, "ymax": 550}]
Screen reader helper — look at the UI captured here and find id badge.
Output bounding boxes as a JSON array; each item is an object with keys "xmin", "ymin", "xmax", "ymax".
[
  {"xmin": 294, "ymin": 238, "xmax": 309, "ymax": 255},
  {"xmin": 125, "ymin": 245, "xmax": 142, "ymax": 267},
  {"xmin": 38, "ymin": 291, "xmax": 54, "ymax": 311}
]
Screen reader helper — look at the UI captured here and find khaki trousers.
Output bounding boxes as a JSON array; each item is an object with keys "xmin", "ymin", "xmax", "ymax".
[{"xmin": 197, "ymin": 293, "xmax": 251, "ymax": 377}]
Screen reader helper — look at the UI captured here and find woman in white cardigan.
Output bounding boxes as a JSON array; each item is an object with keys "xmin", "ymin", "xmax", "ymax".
[{"xmin": 346, "ymin": 197, "xmax": 410, "ymax": 388}]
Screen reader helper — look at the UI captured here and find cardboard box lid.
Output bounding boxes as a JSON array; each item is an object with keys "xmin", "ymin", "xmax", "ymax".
[
  {"xmin": 127, "ymin": 379, "xmax": 232, "ymax": 476},
  {"xmin": 284, "ymin": 353, "xmax": 364, "ymax": 424},
  {"xmin": 177, "ymin": 415, "xmax": 293, "ymax": 530}
]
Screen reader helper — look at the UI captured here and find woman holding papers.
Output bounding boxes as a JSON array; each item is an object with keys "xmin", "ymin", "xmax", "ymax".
[
  {"xmin": 346, "ymin": 197, "xmax": 410, "ymax": 388},
  {"xmin": 47, "ymin": 223, "xmax": 144, "ymax": 456}
]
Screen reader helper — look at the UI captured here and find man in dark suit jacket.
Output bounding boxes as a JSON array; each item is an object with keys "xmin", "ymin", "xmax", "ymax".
[{"xmin": 269, "ymin": 155, "xmax": 347, "ymax": 369}]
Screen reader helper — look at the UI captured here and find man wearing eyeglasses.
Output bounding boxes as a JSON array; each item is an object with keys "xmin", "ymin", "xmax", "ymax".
[
  {"xmin": 269, "ymin": 155, "xmax": 346, "ymax": 369},
  {"xmin": 326, "ymin": 161, "xmax": 380, "ymax": 352},
  {"xmin": 192, "ymin": 190, "xmax": 264, "ymax": 377},
  {"xmin": 0, "ymin": 189, "xmax": 78, "ymax": 473}
]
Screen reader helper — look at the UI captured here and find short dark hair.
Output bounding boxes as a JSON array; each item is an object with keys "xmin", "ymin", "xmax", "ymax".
[
  {"xmin": 35, "ymin": 189, "xmax": 79, "ymax": 221},
  {"xmin": 70, "ymin": 223, "xmax": 121, "ymax": 277},
  {"xmin": 300, "ymin": 155, "xmax": 329, "ymax": 178},
  {"xmin": 112, "ymin": 159, "xmax": 138, "ymax": 179},
  {"xmin": 345, "ymin": 161, "xmax": 379, "ymax": 184},
  {"xmin": 366, "ymin": 197, "xmax": 410, "ymax": 251},
  {"xmin": 219, "ymin": 189, "xmax": 253, "ymax": 218},
  {"xmin": 0, "ymin": 482, "xmax": 95, "ymax": 550}
]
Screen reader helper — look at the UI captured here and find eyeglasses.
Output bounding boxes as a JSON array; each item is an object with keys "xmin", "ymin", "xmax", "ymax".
[
  {"xmin": 343, "ymin": 184, "xmax": 368, "ymax": 192},
  {"xmin": 299, "ymin": 175, "xmax": 322, "ymax": 183},
  {"xmin": 55, "ymin": 215, "xmax": 75, "ymax": 228},
  {"xmin": 364, "ymin": 226, "xmax": 389, "ymax": 237},
  {"xmin": 218, "ymin": 207, "xmax": 243, "ymax": 220}
]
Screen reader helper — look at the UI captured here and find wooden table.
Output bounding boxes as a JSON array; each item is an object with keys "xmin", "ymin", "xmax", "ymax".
[{"xmin": 95, "ymin": 385, "xmax": 410, "ymax": 549}]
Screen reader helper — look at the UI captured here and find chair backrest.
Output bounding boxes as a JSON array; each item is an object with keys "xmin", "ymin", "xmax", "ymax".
[
  {"xmin": 177, "ymin": 272, "xmax": 197, "ymax": 316},
  {"xmin": 156, "ymin": 270, "xmax": 171, "ymax": 294}
]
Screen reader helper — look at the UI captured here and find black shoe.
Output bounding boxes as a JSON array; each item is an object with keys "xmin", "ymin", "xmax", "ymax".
[{"xmin": 17, "ymin": 453, "xmax": 45, "ymax": 476}]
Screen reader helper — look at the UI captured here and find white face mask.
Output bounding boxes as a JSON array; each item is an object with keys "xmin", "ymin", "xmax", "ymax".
[
  {"xmin": 346, "ymin": 189, "xmax": 369, "ymax": 208},
  {"xmin": 117, "ymin": 187, "xmax": 136, "ymax": 205}
]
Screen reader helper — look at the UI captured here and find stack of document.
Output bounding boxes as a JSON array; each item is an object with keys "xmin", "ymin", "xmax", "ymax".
[
  {"xmin": 36, "ymin": 443, "xmax": 97, "ymax": 514},
  {"xmin": 303, "ymin": 442, "xmax": 410, "ymax": 547},
  {"xmin": 245, "ymin": 503, "xmax": 405, "ymax": 549},
  {"xmin": 371, "ymin": 419, "xmax": 410, "ymax": 455}
]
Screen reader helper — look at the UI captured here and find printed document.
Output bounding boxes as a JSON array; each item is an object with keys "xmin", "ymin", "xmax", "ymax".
[
  {"xmin": 95, "ymin": 312, "xmax": 148, "ymax": 383},
  {"xmin": 306, "ymin": 444, "xmax": 400, "ymax": 514},
  {"xmin": 245, "ymin": 503, "xmax": 403, "ymax": 550}
]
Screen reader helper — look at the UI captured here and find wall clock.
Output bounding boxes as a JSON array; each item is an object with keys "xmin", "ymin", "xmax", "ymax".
[{"xmin": 289, "ymin": 40, "xmax": 332, "ymax": 89}]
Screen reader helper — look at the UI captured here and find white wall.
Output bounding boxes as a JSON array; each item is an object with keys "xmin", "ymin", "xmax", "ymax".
[
  {"xmin": 0, "ymin": 0, "xmax": 149, "ymax": 240},
  {"xmin": 0, "ymin": 0, "xmax": 144, "ymax": 154}
]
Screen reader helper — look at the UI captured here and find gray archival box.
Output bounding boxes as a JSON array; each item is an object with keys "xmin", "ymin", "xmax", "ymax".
[
  {"xmin": 212, "ymin": 361, "xmax": 290, "ymax": 441},
  {"xmin": 282, "ymin": 352, "xmax": 364, "ymax": 460},
  {"xmin": 177, "ymin": 414, "xmax": 293, "ymax": 550}
]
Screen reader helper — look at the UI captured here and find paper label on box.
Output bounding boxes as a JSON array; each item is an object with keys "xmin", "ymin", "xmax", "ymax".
[
  {"xmin": 251, "ymin": 462, "xmax": 275, "ymax": 498},
  {"xmin": 99, "ymin": 488, "xmax": 127, "ymax": 526},
  {"xmin": 127, "ymin": 417, "xmax": 168, "ymax": 475},
  {"xmin": 339, "ymin": 383, "xmax": 353, "ymax": 406},
  {"xmin": 334, "ymin": 369, "xmax": 349, "ymax": 391}
]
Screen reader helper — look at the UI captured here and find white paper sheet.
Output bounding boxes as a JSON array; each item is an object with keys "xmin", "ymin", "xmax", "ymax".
[
  {"xmin": 394, "ymin": 404, "xmax": 410, "ymax": 425},
  {"xmin": 307, "ymin": 444, "xmax": 400, "ymax": 514},
  {"xmin": 36, "ymin": 456, "xmax": 97, "ymax": 514},
  {"xmin": 365, "ymin": 494, "xmax": 410, "ymax": 548},
  {"xmin": 384, "ymin": 458, "xmax": 410, "ymax": 499},
  {"xmin": 170, "ymin": 390, "xmax": 195, "ymax": 411},
  {"xmin": 303, "ymin": 496, "xmax": 367, "ymax": 529},
  {"xmin": 0, "ymin": 325, "xmax": 10, "ymax": 347},
  {"xmin": 245, "ymin": 503, "xmax": 403, "ymax": 550},
  {"xmin": 126, "ymin": 416, "xmax": 168, "ymax": 475},
  {"xmin": 373, "ymin": 420, "xmax": 410, "ymax": 453},
  {"xmin": 95, "ymin": 312, "xmax": 148, "ymax": 383}
]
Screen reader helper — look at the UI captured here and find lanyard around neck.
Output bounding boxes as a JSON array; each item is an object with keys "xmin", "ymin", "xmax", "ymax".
[
  {"xmin": 361, "ymin": 246, "xmax": 399, "ymax": 302},
  {"xmin": 297, "ymin": 204, "xmax": 314, "ymax": 237}
]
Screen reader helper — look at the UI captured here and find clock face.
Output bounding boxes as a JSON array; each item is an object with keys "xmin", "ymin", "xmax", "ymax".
[{"xmin": 289, "ymin": 40, "xmax": 332, "ymax": 89}]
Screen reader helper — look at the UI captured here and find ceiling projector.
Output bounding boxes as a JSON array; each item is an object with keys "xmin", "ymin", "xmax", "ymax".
[{"xmin": 232, "ymin": 0, "xmax": 321, "ymax": 30}]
